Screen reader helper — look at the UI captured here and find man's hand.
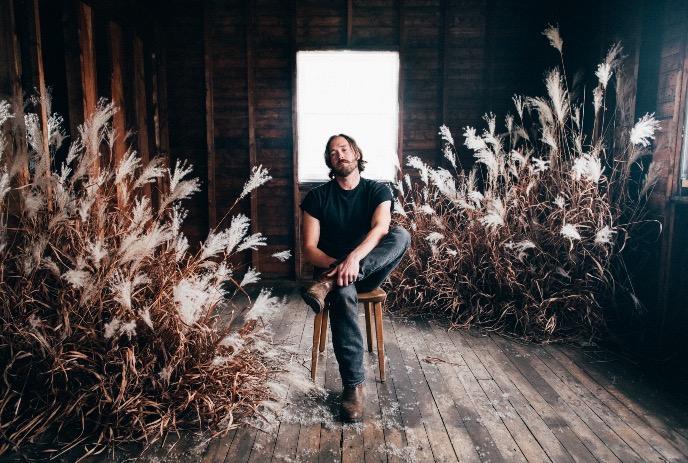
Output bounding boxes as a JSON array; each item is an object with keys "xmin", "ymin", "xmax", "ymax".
[{"xmin": 325, "ymin": 254, "xmax": 360, "ymax": 287}]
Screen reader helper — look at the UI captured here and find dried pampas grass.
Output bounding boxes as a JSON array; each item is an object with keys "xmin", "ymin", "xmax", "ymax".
[
  {"xmin": 0, "ymin": 97, "xmax": 291, "ymax": 460},
  {"xmin": 387, "ymin": 27, "xmax": 660, "ymax": 342}
]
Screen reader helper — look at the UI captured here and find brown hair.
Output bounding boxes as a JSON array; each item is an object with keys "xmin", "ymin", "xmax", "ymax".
[{"xmin": 323, "ymin": 134, "xmax": 367, "ymax": 179}]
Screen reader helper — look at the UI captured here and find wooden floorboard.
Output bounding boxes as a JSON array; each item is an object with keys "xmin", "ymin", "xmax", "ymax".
[{"xmin": 77, "ymin": 287, "xmax": 688, "ymax": 462}]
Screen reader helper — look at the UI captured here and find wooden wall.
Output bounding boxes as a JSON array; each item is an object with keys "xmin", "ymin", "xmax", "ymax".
[{"xmin": 203, "ymin": 0, "xmax": 566, "ymax": 279}]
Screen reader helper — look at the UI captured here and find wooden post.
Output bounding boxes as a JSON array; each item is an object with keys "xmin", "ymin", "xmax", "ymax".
[
  {"xmin": 109, "ymin": 21, "xmax": 128, "ymax": 209},
  {"xmin": 397, "ymin": 0, "xmax": 405, "ymax": 174},
  {"xmin": 132, "ymin": 34, "xmax": 152, "ymax": 199},
  {"xmin": 204, "ymin": 0, "xmax": 216, "ymax": 227},
  {"xmin": 0, "ymin": 0, "xmax": 28, "ymax": 186},
  {"xmin": 245, "ymin": 0, "xmax": 259, "ymax": 270},
  {"xmin": 152, "ymin": 22, "xmax": 170, "ymax": 196}
]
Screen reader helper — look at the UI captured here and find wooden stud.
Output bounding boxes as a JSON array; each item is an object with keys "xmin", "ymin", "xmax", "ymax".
[
  {"xmin": 291, "ymin": 0, "xmax": 301, "ymax": 279},
  {"xmin": 152, "ymin": 22, "xmax": 170, "ymax": 195},
  {"xmin": 132, "ymin": 34, "xmax": 152, "ymax": 200},
  {"xmin": 203, "ymin": 0, "xmax": 216, "ymax": 228},
  {"xmin": 108, "ymin": 21, "xmax": 127, "ymax": 209},
  {"xmin": 245, "ymin": 0, "xmax": 259, "ymax": 270},
  {"xmin": 396, "ymin": 0, "xmax": 405, "ymax": 174},
  {"xmin": 0, "ymin": 0, "xmax": 28, "ymax": 186},
  {"xmin": 346, "ymin": 0, "xmax": 353, "ymax": 47}
]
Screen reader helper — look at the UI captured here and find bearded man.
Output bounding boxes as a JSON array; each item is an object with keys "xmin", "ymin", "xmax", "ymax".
[{"xmin": 300, "ymin": 134, "xmax": 410, "ymax": 422}]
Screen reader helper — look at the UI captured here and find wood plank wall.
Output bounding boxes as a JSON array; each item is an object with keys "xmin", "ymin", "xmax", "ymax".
[{"xmin": 204, "ymin": 0, "xmax": 562, "ymax": 279}]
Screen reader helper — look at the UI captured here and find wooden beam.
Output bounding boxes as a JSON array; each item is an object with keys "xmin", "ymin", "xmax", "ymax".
[
  {"xmin": 396, "ymin": 0, "xmax": 405, "ymax": 175},
  {"xmin": 291, "ymin": 0, "xmax": 300, "ymax": 278},
  {"xmin": 204, "ymin": 0, "xmax": 216, "ymax": 228},
  {"xmin": 246, "ymin": 0, "xmax": 259, "ymax": 270},
  {"xmin": 108, "ymin": 21, "xmax": 128, "ymax": 208},
  {"xmin": 0, "ymin": 0, "xmax": 28, "ymax": 186},
  {"xmin": 77, "ymin": 2, "xmax": 97, "ymax": 123},
  {"xmin": 22, "ymin": 0, "xmax": 50, "ymax": 202},
  {"xmin": 346, "ymin": 0, "xmax": 353, "ymax": 47},
  {"xmin": 132, "ymin": 33, "xmax": 152, "ymax": 200},
  {"xmin": 152, "ymin": 22, "xmax": 170, "ymax": 196},
  {"xmin": 440, "ymin": 0, "xmax": 448, "ymax": 125}
]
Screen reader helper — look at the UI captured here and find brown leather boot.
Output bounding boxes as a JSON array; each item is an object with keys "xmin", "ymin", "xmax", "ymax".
[
  {"xmin": 340, "ymin": 383, "xmax": 365, "ymax": 423},
  {"xmin": 300, "ymin": 276, "xmax": 335, "ymax": 314}
]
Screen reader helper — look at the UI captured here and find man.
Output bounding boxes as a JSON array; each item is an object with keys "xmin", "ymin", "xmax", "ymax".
[{"xmin": 300, "ymin": 134, "xmax": 410, "ymax": 422}]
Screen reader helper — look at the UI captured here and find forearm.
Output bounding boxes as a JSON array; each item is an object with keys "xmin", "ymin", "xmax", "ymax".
[
  {"xmin": 303, "ymin": 246, "xmax": 338, "ymax": 269},
  {"xmin": 348, "ymin": 224, "xmax": 389, "ymax": 262}
]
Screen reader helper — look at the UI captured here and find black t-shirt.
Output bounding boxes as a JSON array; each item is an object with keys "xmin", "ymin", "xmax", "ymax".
[{"xmin": 300, "ymin": 178, "xmax": 393, "ymax": 259}]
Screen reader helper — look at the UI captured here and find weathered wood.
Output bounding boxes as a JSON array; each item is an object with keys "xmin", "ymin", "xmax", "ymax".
[
  {"xmin": 245, "ymin": 0, "xmax": 259, "ymax": 270},
  {"xmin": 108, "ymin": 21, "xmax": 127, "ymax": 209},
  {"xmin": 132, "ymin": 33, "xmax": 152, "ymax": 199},
  {"xmin": 204, "ymin": 0, "xmax": 216, "ymax": 228},
  {"xmin": 0, "ymin": 0, "xmax": 28, "ymax": 185}
]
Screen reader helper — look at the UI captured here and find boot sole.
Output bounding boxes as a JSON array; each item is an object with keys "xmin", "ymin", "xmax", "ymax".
[{"xmin": 300, "ymin": 287, "xmax": 324, "ymax": 314}]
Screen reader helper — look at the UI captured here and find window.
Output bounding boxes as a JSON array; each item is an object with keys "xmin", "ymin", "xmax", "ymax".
[{"xmin": 296, "ymin": 50, "xmax": 399, "ymax": 182}]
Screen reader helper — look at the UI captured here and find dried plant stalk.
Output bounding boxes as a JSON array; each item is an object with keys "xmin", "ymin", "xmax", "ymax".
[{"xmin": 387, "ymin": 29, "xmax": 661, "ymax": 342}]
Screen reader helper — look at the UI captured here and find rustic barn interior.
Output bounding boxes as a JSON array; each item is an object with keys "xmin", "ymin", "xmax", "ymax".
[{"xmin": 2, "ymin": 0, "xmax": 688, "ymax": 461}]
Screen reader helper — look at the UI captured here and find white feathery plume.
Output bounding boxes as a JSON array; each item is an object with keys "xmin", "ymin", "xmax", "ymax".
[
  {"xmin": 630, "ymin": 113, "xmax": 660, "ymax": 147},
  {"xmin": 571, "ymin": 154, "xmax": 604, "ymax": 183},
  {"xmin": 0, "ymin": 171, "xmax": 10, "ymax": 203},
  {"xmin": 237, "ymin": 232, "xmax": 267, "ymax": 252},
  {"xmin": 463, "ymin": 127, "xmax": 489, "ymax": 152},
  {"xmin": 63, "ymin": 269, "xmax": 91, "ymax": 289},
  {"xmin": 560, "ymin": 223, "xmax": 582, "ymax": 241},
  {"xmin": 162, "ymin": 159, "xmax": 200, "ymax": 209},
  {"xmin": 542, "ymin": 24, "xmax": 563, "ymax": 53},
  {"xmin": 438, "ymin": 125, "xmax": 454, "ymax": 146},
  {"xmin": 595, "ymin": 62, "xmax": 613, "ymax": 90},
  {"xmin": 133, "ymin": 157, "xmax": 166, "ymax": 189},
  {"xmin": 425, "ymin": 232, "xmax": 444, "ymax": 244},
  {"xmin": 512, "ymin": 95, "xmax": 524, "ymax": 120},
  {"xmin": 119, "ymin": 222, "xmax": 171, "ymax": 267},
  {"xmin": 158, "ymin": 366, "xmax": 173, "ymax": 384},
  {"xmin": 531, "ymin": 157, "xmax": 549, "ymax": 173},
  {"xmin": 240, "ymin": 267, "xmax": 260, "ymax": 287},
  {"xmin": 246, "ymin": 288, "xmax": 283, "ymax": 320},
  {"xmin": 594, "ymin": 225, "xmax": 616, "ymax": 245},
  {"xmin": 474, "ymin": 149, "xmax": 499, "ymax": 177},
  {"xmin": 419, "ymin": 204, "xmax": 435, "ymax": 215},
  {"xmin": 504, "ymin": 239, "xmax": 537, "ymax": 262},
  {"xmin": 115, "ymin": 150, "xmax": 140, "ymax": 184},
  {"xmin": 226, "ymin": 214, "xmax": 251, "ymax": 254},
  {"xmin": 527, "ymin": 97, "xmax": 554, "ymax": 127},
  {"xmin": 467, "ymin": 190, "xmax": 484, "ymax": 204},
  {"xmin": 505, "ymin": 114, "xmax": 514, "ymax": 134},
  {"xmin": 406, "ymin": 156, "xmax": 429, "ymax": 185},
  {"xmin": 201, "ymin": 229, "xmax": 233, "ymax": 260},
  {"xmin": 240, "ymin": 165, "xmax": 272, "ymax": 199},
  {"xmin": 104, "ymin": 317, "xmax": 121, "ymax": 339},
  {"xmin": 174, "ymin": 275, "xmax": 221, "ymax": 326},
  {"xmin": 129, "ymin": 196, "xmax": 152, "ymax": 232},
  {"xmin": 139, "ymin": 307, "xmax": 153, "ymax": 330},
  {"xmin": 593, "ymin": 86, "xmax": 603, "ymax": 115},
  {"xmin": 272, "ymin": 250, "xmax": 292, "ymax": 262},
  {"xmin": 428, "ymin": 168, "xmax": 458, "ymax": 201},
  {"xmin": 640, "ymin": 161, "xmax": 662, "ymax": 196},
  {"xmin": 554, "ymin": 195, "xmax": 566, "ymax": 209},
  {"xmin": 0, "ymin": 100, "xmax": 13, "ymax": 127},
  {"xmin": 404, "ymin": 173, "xmax": 412, "ymax": 191},
  {"xmin": 446, "ymin": 248, "xmax": 458, "ymax": 256},
  {"xmin": 480, "ymin": 198, "xmax": 505, "ymax": 230},
  {"xmin": 393, "ymin": 201, "xmax": 407, "ymax": 216},
  {"xmin": 87, "ymin": 239, "xmax": 108, "ymax": 268},
  {"xmin": 545, "ymin": 69, "xmax": 569, "ymax": 124},
  {"xmin": 442, "ymin": 145, "xmax": 457, "ymax": 168},
  {"xmin": 483, "ymin": 112, "xmax": 497, "ymax": 136},
  {"xmin": 541, "ymin": 126, "xmax": 559, "ymax": 152},
  {"xmin": 119, "ymin": 320, "xmax": 137, "ymax": 339}
]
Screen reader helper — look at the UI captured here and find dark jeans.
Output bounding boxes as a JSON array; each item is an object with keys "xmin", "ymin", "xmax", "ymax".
[{"xmin": 315, "ymin": 225, "xmax": 411, "ymax": 388}]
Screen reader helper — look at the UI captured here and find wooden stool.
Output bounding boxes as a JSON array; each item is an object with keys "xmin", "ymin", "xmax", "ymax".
[{"xmin": 310, "ymin": 287, "xmax": 387, "ymax": 382}]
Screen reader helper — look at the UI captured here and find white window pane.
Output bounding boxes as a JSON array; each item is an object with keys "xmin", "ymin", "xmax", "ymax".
[{"xmin": 297, "ymin": 50, "xmax": 399, "ymax": 182}]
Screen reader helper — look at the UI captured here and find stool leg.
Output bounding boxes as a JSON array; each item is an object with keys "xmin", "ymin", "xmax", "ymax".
[
  {"xmin": 319, "ymin": 308, "xmax": 329, "ymax": 353},
  {"xmin": 364, "ymin": 302, "xmax": 374, "ymax": 352},
  {"xmin": 311, "ymin": 311, "xmax": 322, "ymax": 381},
  {"xmin": 374, "ymin": 302, "xmax": 385, "ymax": 382}
]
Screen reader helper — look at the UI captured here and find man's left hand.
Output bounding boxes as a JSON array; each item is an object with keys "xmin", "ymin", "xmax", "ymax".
[{"xmin": 325, "ymin": 255, "xmax": 360, "ymax": 287}]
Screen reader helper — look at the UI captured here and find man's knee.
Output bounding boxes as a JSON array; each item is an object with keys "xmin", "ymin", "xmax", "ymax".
[
  {"xmin": 389, "ymin": 225, "xmax": 411, "ymax": 249},
  {"xmin": 329, "ymin": 284, "xmax": 358, "ymax": 304}
]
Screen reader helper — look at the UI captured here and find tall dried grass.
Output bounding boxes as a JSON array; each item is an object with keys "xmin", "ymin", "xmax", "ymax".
[
  {"xmin": 0, "ymin": 98, "xmax": 290, "ymax": 459},
  {"xmin": 388, "ymin": 28, "xmax": 661, "ymax": 342}
]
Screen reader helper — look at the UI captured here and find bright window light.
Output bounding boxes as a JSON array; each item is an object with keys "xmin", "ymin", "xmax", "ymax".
[{"xmin": 297, "ymin": 50, "xmax": 399, "ymax": 182}]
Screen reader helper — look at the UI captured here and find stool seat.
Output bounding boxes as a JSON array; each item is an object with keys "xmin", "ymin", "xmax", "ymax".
[
  {"xmin": 310, "ymin": 286, "xmax": 387, "ymax": 383},
  {"xmin": 357, "ymin": 287, "xmax": 387, "ymax": 303}
]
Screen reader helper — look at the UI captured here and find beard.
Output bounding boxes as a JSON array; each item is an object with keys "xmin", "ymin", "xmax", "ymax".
[{"xmin": 332, "ymin": 161, "xmax": 358, "ymax": 177}]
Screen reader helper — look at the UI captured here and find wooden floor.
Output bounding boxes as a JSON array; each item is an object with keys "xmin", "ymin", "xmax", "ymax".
[{"xmin": 115, "ymin": 285, "xmax": 688, "ymax": 462}]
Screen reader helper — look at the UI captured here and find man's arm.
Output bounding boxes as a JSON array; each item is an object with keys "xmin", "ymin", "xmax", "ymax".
[
  {"xmin": 302, "ymin": 210, "xmax": 338, "ymax": 269},
  {"xmin": 331, "ymin": 200, "xmax": 392, "ymax": 287}
]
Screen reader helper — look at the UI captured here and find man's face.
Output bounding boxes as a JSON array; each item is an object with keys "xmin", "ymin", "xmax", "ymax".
[{"xmin": 328, "ymin": 136, "xmax": 359, "ymax": 177}]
